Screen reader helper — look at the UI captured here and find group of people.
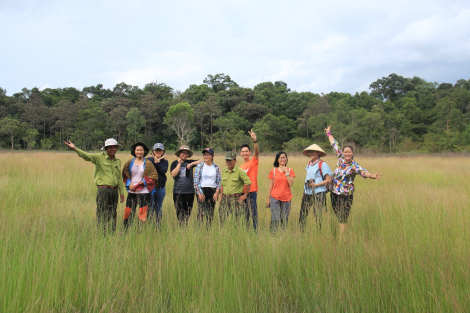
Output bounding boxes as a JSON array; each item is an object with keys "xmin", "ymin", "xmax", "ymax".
[{"xmin": 64, "ymin": 125, "xmax": 382, "ymax": 234}]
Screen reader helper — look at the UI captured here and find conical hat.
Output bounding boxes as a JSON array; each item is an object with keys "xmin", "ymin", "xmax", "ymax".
[{"xmin": 302, "ymin": 144, "xmax": 327, "ymax": 157}]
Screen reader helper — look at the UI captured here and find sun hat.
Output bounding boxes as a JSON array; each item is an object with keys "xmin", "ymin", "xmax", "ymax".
[
  {"xmin": 225, "ymin": 151, "xmax": 236, "ymax": 160},
  {"xmin": 153, "ymin": 143, "xmax": 164, "ymax": 151},
  {"xmin": 175, "ymin": 145, "xmax": 193, "ymax": 157},
  {"xmin": 101, "ymin": 138, "xmax": 122, "ymax": 150},
  {"xmin": 130, "ymin": 142, "xmax": 150, "ymax": 157},
  {"xmin": 302, "ymin": 144, "xmax": 327, "ymax": 157},
  {"xmin": 202, "ymin": 147, "xmax": 215, "ymax": 155}
]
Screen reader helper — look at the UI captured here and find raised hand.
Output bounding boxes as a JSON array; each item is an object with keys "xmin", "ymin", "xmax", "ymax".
[
  {"xmin": 248, "ymin": 129, "xmax": 257, "ymax": 142},
  {"xmin": 324, "ymin": 125, "xmax": 331, "ymax": 133},
  {"xmin": 177, "ymin": 157, "xmax": 183, "ymax": 164},
  {"xmin": 64, "ymin": 140, "xmax": 76, "ymax": 150}
]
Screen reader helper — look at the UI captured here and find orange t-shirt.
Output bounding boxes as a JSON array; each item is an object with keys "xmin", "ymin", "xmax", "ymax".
[
  {"xmin": 240, "ymin": 157, "xmax": 259, "ymax": 192},
  {"xmin": 268, "ymin": 168, "xmax": 295, "ymax": 202}
]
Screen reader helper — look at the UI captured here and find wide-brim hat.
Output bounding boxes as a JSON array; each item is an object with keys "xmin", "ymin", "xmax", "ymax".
[
  {"xmin": 131, "ymin": 142, "xmax": 150, "ymax": 157},
  {"xmin": 175, "ymin": 145, "xmax": 193, "ymax": 157},
  {"xmin": 101, "ymin": 138, "xmax": 122, "ymax": 150},
  {"xmin": 302, "ymin": 144, "xmax": 327, "ymax": 157}
]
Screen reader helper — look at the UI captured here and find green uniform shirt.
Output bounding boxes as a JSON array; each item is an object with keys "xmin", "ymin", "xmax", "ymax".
[
  {"xmin": 221, "ymin": 166, "xmax": 251, "ymax": 195},
  {"xmin": 75, "ymin": 148, "xmax": 125, "ymax": 194}
]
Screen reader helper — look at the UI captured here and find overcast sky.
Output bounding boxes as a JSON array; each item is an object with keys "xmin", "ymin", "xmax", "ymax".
[{"xmin": 1, "ymin": 0, "xmax": 469, "ymax": 96}]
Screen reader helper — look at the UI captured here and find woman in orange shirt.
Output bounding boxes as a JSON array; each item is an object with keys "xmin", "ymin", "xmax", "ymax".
[{"xmin": 267, "ymin": 151, "xmax": 295, "ymax": 233}]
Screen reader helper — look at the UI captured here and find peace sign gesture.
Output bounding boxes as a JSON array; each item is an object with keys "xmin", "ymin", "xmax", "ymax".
[
  {"xmin": 248, "ymin": 129, "xmax": 257, "ymax": 142},
  {"xmin": 370, "ymin": 171, "xmax": 383, "ymax": 180}
]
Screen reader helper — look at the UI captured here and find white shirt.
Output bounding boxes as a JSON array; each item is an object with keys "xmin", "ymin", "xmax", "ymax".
[
  {"xmin": 129, "ymin": 163, "xmax": 149, "ymax": 194},
  {"xmin": 201, "ymin": 164, "xmax": 217, "ymax": 188}
]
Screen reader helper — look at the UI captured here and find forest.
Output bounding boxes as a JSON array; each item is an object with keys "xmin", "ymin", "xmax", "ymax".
[{"xmin": 1, "ymin": 73, "xmax": 469, "ymax": 153}]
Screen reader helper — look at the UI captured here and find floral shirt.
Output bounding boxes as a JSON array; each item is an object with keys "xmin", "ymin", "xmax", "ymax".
[
  {"xmin": 193, "ymin": 162, "xmax": 222, "ymax": 195},
  {"xmin": 331, "ymin": 140, "xmax": 368, "ymax": 195}
]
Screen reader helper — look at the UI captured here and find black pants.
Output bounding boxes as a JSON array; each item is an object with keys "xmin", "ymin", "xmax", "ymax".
[
  {"xmin": 219, "ymin": 195, "xmax": 249, "ymax": 226},
  {"xmin": 96, "ymin": 187, "xmax": 118, "ymax": 234},
  {"xmin": 173, "ymin": 193, "xmax": 195, "ymax": 225},
  {"xmin": 330, "ymin": 193, "xmax": 354, "ymax": 223},
  {"xmin": 197, "ymin": 187, "xmax": 217, "ymax": 225},
  {"xmin": 299, "ymin": 192, "xmax": 326, "ymax": 231},
  {"xmin": 123, "ymin": 193, "xmax": 151, "ymax": 230}
]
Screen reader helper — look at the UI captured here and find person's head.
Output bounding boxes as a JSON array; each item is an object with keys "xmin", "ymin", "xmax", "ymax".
[
  {"xmin": 101, "ymin": 138, "xmax": 121, "ymax": 157},
  {"xmin": 175, "ymin": 145, "xmax": 193, "ymax": 161},
  {"xmin": 105, "ymin": 145, "xmax": 118, "ymax": 157},
  {"xmin": 307, "ymin": 151, "xmax": 320, "ymax": 160},
  {"xmin": 131, "ymin": 142, "xmax": 150, "ymax": 158},
  {"xmin": 342, "ymin": 145, "xmax": 354, "ymax": 162},
  {"xmin": 153, "ymin": 143, "xmax": 165, "ymax": 158},
  {"xmin": 302, "ymin": 144, "xmax": 327, "ymax": 161},
  {"xmin": 225, "ymin": 151, "xmax": 237, "ymax": 170},
  {"xmin": 273, "ymin": 151, "xmax": 288, "ymax": 167},
  {"xmin": 240, "ymin": 144, "xmax": 251, "ymax": 160},
  {"xmin": 202, "ymin": 147, "xmax": 214, "ymax": 163}
]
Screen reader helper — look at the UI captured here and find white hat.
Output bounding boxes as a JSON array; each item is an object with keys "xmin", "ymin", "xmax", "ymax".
[
  {"xmin": 302, "ymin": 144, "xmax": 327, "ymax": 157},
  {"xmin": 101, "ymin": 138, "xmax": 122, "ymax": 150}
]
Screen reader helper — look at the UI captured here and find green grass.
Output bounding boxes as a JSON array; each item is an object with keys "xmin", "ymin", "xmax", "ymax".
[{"xmin": 1, "ymin": 152, "xmax": 469, "ymax": 312}]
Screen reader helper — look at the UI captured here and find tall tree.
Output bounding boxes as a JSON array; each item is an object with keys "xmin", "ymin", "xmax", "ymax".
[
  {"xmin": 164, "ymin": 102, "xmax": 195, "ymax": 145},
  {"xmin": 0, "ymin": 116, "xmax": 23, "ymax": 149},
  {"xmin": 126, "ymin": 108, "xmax": 146, "ymax": 143},
  {"xmin": 203, "ymin": 74, "xmax": 239, "ymax": 93}
]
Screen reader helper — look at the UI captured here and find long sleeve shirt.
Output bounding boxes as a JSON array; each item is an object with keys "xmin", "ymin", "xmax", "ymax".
[
  {"xmin": 331, "ymin": 140, "xmax": 367, "ymax": 196},
  {"xmin": 75, "ymin": 148, "xmax": 125, "ymax": 194},
  {"xmin": 147, "ymin": 157, "xmax": 168, "ymax": 188}
]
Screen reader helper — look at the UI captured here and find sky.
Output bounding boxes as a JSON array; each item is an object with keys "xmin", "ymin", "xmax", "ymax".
[{"xmin": 1, "ymin": 0, "xmax": 470, "ymax": 96}]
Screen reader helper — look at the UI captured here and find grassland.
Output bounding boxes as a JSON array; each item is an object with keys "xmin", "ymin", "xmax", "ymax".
[{"xmin": 1, "ymin": 151, "xmax": 469, "ymax": 312}]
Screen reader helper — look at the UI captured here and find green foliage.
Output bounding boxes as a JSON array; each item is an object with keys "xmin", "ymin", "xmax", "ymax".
[
  {"xmin": 1, "ymin": 74, "xmax": 470, "ymax": 153},
  {"xmin": 126, "ymin": 108, "xmax": 146, "ymax": 143},
  {"xmin": 23, "ymin": 128, "xmax": 39, "ymax": 150}
]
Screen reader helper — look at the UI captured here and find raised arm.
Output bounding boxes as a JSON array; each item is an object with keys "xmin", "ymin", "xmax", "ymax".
[
  {"xmin": 324, "ymin": 125, "xmax": 341, "ymax": 158},
  {"xmin": 248, "ymin": 129, "xmax": 259, "ymax": 160},
  {"xmin": 64, "ymin": 140, "xmax": 97, "ymax": 163}
]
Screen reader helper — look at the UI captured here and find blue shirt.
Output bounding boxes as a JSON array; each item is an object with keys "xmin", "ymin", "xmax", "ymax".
[{"xmin": 304, "ymin": 160, "xmax": 332, "ymax": 195}]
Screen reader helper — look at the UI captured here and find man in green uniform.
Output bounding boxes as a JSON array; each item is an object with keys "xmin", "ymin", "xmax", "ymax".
[
  {"xmin": 64, "ymin": 138, "xmax": 125, "ymax": 233},
  {"xmin": 219, "ymin": 151, "xmax": 251, "ymax": 225}
]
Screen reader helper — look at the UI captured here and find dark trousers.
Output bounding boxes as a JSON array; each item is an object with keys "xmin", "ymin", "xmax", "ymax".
[
  {"xmin": 123, "ymin": 193, "xmax": 151, "ymax": 230},
  {"xmin": 197, "ymin": 187, "xmax": 216, "ymax": 225},
  {"xmin": 173, "ymin": 193, "xmax": 195, "ymax": 225},
  {"xmin": 299, "ymin": 192, "xmax": 326, "ymax": 231},
  {"xmin": 96, "ymin": 187, "xmax": 118, "ymax": 234},
  {"xmin": 331, "ymin": 193, "xmax": 354, "ymax": 223},
  {"xmin": 219, "ymin": 195, "xmax": 249, "ymax": 226}
]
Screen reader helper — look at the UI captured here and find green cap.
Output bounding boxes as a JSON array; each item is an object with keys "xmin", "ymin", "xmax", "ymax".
[{"xmin": 225, "ymin": 151, "xmax": 236, "ymax": 160}]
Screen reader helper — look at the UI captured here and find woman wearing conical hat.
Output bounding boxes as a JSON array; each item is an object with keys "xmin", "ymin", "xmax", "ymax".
[
  {"xmin": 325, "ymin": 125, "xmax": 383, "ymax": 234},
  {"xmin": 299, "ymin": 144, "xmax": 332, "ymax": 232}
]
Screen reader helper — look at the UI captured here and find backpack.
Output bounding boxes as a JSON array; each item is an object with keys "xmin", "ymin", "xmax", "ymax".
[{"xmin": 318, "ymin": 160, "xmax": 332, "ymax": 193}]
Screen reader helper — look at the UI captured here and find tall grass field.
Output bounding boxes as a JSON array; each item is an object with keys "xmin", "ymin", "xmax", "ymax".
[{"xmin": 1, "ymin": 151, "xmax": 469, "ymax": 312}]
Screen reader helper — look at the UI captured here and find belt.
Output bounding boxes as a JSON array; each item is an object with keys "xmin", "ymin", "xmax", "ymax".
[
  {"xmin": 98, "ymin": 185, "xmax": 118, "ymax": 189},
  {"xmin": 224, "ymin": 193, "xmax": 243, "ymax": 198}
]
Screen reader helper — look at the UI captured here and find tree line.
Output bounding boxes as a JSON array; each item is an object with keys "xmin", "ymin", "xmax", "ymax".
[{"xmin": 1, "ymin": 73, "xmax": 469, "ymax": 153}]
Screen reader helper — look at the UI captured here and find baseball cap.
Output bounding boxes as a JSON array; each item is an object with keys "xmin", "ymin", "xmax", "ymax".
[
  {"xmin": 202, "ymin": 147, "xmax": 214, "ymax": 155},
  {"xmin": 153, "ymin": 143, "xmax": 164, "ymax": 151},
  {"xmin": 225, "ymin": 151, "xmax": 236, "ymax": 160}
]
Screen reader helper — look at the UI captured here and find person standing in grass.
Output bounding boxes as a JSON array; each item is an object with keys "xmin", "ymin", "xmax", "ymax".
[
  {"xmin": 299, "ymin": 144, "xmax": 332, "ymax": 232},
  {"xmin": 64, "ymin": 138, "xmax": 125, "ymax": 234},
  {"xmin": 267, "ymin": 152, "xmax": 295, "ymax": 233},
  {"xmin": 219, "ymin": 151, "xmax": 251, "ymax": 226},
  {"xmin": 170, "ymin": 145, "xmax": 202, "ymax": 225},
  {"xmin": 325, "ymin": 125, "xmax": 383, "ymax": 234},
  {"xmin": 194, "ymin": 148, "xmax": 221, "ymax": 226},
  {"xmin": 147, "ymin": 143, "xmax": 168, "ymax": 228},
  {"xmin": 239, "ymin": 130, "xmax": 259, "ymax": 231},
  {"xmin": 121, "ymin": 142, "xmax": 158, "ymax": 230}
]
